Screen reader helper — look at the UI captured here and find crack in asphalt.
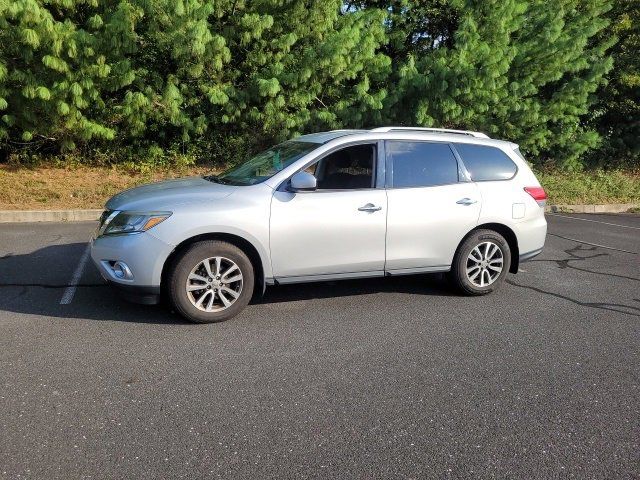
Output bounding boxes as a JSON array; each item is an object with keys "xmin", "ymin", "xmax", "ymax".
[
  {"xmin": 506, "ymin": 279, "xmax": 640, "ymax": 318},
  {"xmin": 530, "ymin": 244, "xmax": 640, "ymax": 282},
  {"xmin": 508, "ymin": 241, "xmax": 639, "ymax": 317}
]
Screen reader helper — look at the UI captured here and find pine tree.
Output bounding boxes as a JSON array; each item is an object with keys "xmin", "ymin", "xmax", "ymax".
[
  {"xmin": 0, "ymin": 1, "xmax": 391, "ymax": 158},
  {"xmin": 0, "ymin": 0, "xmax": 120, "ymax": 150},
  {"xmin": 591, "ymin": 0, "xmax": 639, "ymax": 166},
  {"xmin": 356, "ymin": 0, "xmax": 615, "ymax": 168},
  {"xmin": 0, "ymin": 0, "xmax": 620, "ymax": 168}
]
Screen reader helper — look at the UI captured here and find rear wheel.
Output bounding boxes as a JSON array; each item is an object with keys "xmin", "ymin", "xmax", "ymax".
[
  {"xmin": 167, "ymin": 241, "xmax": 254, "ymax": 323},
  {"xmin": 448, "ymin": 229, "xmax": 511, "ymax": 295}
]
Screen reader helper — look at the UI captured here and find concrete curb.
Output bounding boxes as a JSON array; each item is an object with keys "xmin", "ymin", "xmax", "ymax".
[
  {"xmin": 0, "ymin": 209, "xmax": 102, "ymax": 223},
  {"xmin": 544, "ymin": 203, "xmax": 638, "ymax": 214},
  {"xmin": 0, "ymin": 204, "xmax": 637, "ymax": 223}
]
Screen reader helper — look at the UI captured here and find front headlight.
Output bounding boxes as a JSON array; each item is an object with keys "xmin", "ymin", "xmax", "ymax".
[{"xmin": 98, "ymin": 210, "xmax": 172, "ymax": 236}]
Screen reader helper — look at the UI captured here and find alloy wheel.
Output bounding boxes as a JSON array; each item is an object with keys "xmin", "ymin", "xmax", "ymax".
[
  {"xmin": 185, "ymin": 256, "xmax": 243, "ymax": 312},
  {"xmin": 466, "ymin": 241, "xmax": 504, "ymax": 288}
]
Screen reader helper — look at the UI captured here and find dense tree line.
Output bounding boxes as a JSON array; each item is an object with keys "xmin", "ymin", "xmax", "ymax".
[
  {"xmin": 0, "ymin": 0, "xmax": 636, "ymax": 169},
  {"xmin": 591, "ymin": 0, "xmax": 639, "ymax": 167}
]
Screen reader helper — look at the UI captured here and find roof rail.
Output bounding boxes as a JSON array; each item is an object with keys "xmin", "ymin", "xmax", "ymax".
[{"xmin": 370, "ymin": 127, "xmax": 490, "ymax": 139}]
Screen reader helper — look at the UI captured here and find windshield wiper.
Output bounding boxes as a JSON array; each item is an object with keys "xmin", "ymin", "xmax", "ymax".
[{"xmin": 204, "ymin": 175, "xmax": 230, "ymax": 184}]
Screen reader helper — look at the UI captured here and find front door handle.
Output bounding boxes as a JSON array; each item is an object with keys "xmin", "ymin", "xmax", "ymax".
[
  {"xmin": 456, "ymin": 198, "xmax": 477, "ymax": 206},
  {"xmin": 358, "ymin": 203, "xmax": 382, "ymax": 212}
]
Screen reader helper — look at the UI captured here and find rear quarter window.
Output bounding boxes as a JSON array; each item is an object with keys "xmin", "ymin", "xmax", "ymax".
[{"xmin": 454, "ymin": 144, "xmax": 517, "ymax": 181}]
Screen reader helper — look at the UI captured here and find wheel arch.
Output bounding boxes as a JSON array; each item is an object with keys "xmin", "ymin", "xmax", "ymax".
[
  {"xmin": 161, "ymin": 232, "xmax": 267, "ymax": 298},
  {"xmin": 458, "ymin": 223, "xmax": 520, "ymax": 274}
]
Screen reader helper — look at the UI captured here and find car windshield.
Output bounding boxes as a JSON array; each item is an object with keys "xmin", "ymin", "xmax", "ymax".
[{"xmin": 209, "ymin": 140, "xmax": 320, "ymax": 186}]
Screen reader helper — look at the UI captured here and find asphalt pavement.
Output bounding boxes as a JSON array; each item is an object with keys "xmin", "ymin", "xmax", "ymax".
[{"xmin": 0, "ymin": 214, "xmax": 638, "ymax": 479}]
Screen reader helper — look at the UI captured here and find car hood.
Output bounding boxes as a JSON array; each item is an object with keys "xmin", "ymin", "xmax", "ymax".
[{"xmin": 105, "ymin": 176, "xmax": 236, "ymax": 211}]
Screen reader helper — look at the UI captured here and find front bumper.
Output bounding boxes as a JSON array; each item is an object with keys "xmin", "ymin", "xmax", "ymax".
[
  {"xmin": 91, "ymin": 231, "xmax": 175, "ymax": 290},
  {"xmin": 106, "ymin": 280, "xmax": 161, "ymax": 305}
]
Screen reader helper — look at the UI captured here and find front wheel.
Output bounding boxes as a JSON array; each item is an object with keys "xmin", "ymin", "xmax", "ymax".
[
  {"xmin": 167, "ymin": 241, "xmax": 254, "ymax": 323},
  {"xmin": 448, "ymin": 229, "xmax": 511, "ymax": 295}
]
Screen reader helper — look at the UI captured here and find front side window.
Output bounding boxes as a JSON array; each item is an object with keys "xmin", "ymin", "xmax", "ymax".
[
  {"xmin": 312, "ymin": 144, "xmax": 376, "ymax": 190},
  {"xmin": 212, "ymin": 141, "xmax": 320, "ymax": 186},
  {"xmin": 454, "ymin": 143, "xmax": 517, "ymax": 181},
  {"xmin": 388, "ymin": 141, "xmax": 459, "ymax": 188}
]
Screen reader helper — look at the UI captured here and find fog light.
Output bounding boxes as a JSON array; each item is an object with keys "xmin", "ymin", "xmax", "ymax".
[{"xmin": 112, "ymin": 261, "xmax": 133, "ymax": 280}]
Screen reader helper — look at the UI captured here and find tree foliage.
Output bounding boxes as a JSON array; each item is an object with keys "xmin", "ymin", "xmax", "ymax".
[
  {"xmin": 591, "ymin": 0, "xmax": 639, "ymax": 166},
  {"xmin": 0, "ymin": 0, "xmax": 630, "ymax": 168},
  {"xmin": 355, "ymin": 0, "xmax": 615, "ymax": 168}
]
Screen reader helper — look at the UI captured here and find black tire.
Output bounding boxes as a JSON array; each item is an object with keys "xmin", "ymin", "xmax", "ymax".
[
  {"xmin": 167, "ymin": 241, "xmax": 255, "ymax": 323},
  {"xmin": 448, "ymin": 229, "xmax": 511, "ymax": 296}
]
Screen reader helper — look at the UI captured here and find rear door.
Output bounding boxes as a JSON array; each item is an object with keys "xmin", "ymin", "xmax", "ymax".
[{"xmin": 384, "ymin": 140, "xmax": 481, "ymax": 272}]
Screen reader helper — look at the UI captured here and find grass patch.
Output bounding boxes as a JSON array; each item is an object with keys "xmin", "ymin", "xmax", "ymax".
[
  {"xmin": 0, "ymin": 163, "xmax": 638, "ymax": 210},
  {"xmin": 0, "ymin": 164, "xmax": 215, "ymax": 210},
  {"xmin": 535, "ymin": 169, "xmax": 640, "ymax": 205}
]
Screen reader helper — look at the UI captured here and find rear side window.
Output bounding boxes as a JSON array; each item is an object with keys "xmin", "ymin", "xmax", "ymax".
[
  {"xmin": 388, "ymin": 142, "xmax": 459, "ymax": 188},
  {"xmin": 454, "ymin": 143, "xmax": 517, "ymax": 181}
]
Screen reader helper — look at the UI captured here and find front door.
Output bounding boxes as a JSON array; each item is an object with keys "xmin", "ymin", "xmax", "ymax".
[{"xmin": 270, "ymin": 143, "xmax": 387, "ymax": 279}]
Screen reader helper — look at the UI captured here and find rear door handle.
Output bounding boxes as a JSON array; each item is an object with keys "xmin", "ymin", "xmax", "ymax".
[
  {"xmin": 358, "ymin": 203, "xmax": 382, "ymax": 212},
  {"xmin": 456, "ymin": 198, "xmax": 477, "ymax": 206}
]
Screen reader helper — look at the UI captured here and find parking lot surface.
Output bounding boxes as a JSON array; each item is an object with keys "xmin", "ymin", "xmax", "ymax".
[{"xmin": 1, "ymin": 214, "xmax": 638, "ymax": 479}]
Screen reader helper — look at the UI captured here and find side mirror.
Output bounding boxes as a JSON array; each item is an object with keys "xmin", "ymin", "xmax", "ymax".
[{"xmin": 289, "ymin": 171, "xmax": 317, "ymax": 192}]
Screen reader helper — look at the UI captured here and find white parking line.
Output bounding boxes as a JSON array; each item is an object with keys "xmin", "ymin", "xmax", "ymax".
[
  {"xmin": 547, "ymin": 213, "xmax": 640, "ymax": 230},
  {"xmin": 60, "ymin": 243, "xmax": 91, "ymax": 305}
]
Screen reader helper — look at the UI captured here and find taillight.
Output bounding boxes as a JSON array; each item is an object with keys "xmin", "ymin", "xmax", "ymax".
[{"xmin": 524, "ymin": 186, "xmax": 547, "ymax": 206}]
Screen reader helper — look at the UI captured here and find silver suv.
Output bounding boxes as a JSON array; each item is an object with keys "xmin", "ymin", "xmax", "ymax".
[{"xmin": 91, "ymin": 127, "xmax": 547, "ymax": 323}]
